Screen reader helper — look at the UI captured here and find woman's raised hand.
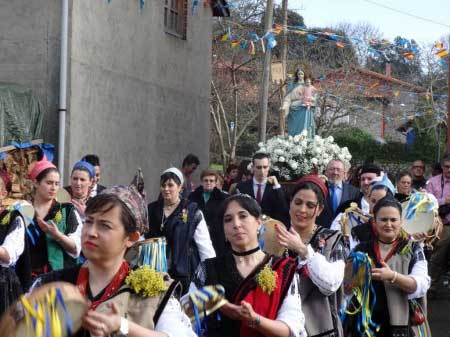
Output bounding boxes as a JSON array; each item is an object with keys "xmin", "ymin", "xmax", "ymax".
[{"xmin": 275, "ymin": 224, "xmax": 308, "ymax": 258}]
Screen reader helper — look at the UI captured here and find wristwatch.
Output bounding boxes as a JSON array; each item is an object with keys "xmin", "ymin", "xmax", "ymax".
[{"xmin": 119, "ymin": 317, "xmax": 129, "ymax": 336}]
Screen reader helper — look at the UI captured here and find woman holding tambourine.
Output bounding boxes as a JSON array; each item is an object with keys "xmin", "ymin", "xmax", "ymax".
[
  {"xmin": 31, "ymin": 185, "xmax": 195, "ymax": 337},
  {"xmin": 344, "ymin": 197, "xmax": 431, "ymax": 337}
]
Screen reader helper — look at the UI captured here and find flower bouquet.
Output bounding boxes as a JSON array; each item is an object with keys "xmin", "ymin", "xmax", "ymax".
[{"xmin": 256, "ymin": 131, "xmax": 352, "ymax": 182}]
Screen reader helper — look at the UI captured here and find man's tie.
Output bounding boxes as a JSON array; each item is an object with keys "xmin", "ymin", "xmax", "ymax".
[
  {"xmin": 256, "ymin": 184, "xmax": 262, "ymax": 204},
  {"xmin": 330, "ymin": 184, "xmax": 338, "ymax": 213}
]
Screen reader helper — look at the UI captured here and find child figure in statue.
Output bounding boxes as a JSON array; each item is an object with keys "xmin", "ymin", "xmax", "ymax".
[{"xmin": 281, "ymin": 71, "xmax": 318, "ymax": 138}]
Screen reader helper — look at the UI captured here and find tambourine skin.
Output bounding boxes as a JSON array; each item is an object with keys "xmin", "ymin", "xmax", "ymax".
[
  {"xmin": 0, "ymin": 282, "xmax": 87, "ymax": 337},
  {"xmin": 259, "ymin": 216, "xmax": 287, "ymax": 256}
]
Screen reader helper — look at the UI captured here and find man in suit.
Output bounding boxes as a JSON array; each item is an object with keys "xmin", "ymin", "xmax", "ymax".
[
  {"xmin": 235, "ymin": 153, "xmax": 289, "ymax": 226},
  {"xmin": 317, "ymin": 159, "xmax": 360, "ymax": 228},
  {"xmin": 82, "ymin": 154, "xmax": 107, "ymax": 197}
]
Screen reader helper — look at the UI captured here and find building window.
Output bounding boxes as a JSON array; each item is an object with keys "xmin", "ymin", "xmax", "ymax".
[{"xmin": 164, "ymin": 0, "xmax": 187, "ymax": 39}]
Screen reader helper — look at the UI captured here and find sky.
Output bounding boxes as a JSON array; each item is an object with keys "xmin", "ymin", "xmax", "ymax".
[{"xmin": 286, "ymin": 0, "xmax": 450, "ymax": 45}]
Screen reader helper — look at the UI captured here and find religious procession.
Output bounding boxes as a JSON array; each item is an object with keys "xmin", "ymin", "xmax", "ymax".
[{"xmin": 1, "ymin": 0, "xmax": 450, "ymax": 337}]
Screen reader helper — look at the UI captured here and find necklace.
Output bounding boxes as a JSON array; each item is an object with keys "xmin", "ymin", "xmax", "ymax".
[
  {"xmin": 232, "ymin": 246, "xmax": 260, "ymax": 256},
  {"xmin": 302, "ymin": 224, "xmax": 318, "ymax": 245}
]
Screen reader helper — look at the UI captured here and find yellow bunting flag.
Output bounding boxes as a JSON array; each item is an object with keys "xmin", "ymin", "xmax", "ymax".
[
  {"xmin": 221, "ymin": 33, "xmax": 229, "ymax": 41},
  {"xmin": 436, "ymin": 49, "xmax": 448, "ymax": 58},
  {"xmin": 435, "ymin": 42, "xmax": 444, "ymax": 49},
  {"xmin": 394, "ymin": 90, "xmax": 400, "ymax": 97},
  {"xmin": 231, "ymin": 39, "xmax": 239, "ymax": 48},
  {"xmin": 272, "ymin": 24, "xmax": 283, "ymax": 35}
]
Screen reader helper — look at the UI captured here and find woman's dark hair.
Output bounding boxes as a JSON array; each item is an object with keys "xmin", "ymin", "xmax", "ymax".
[
  {"xmin": 291, "ymin": 182, "xmax": 325, "ymax": 207},
  {"xmin": 397, "ymin": 171, "xmax": 412, "ymax": 181},
  {"xmin": 226, "ymin": 163, "xmax": 239, "ymax": 174},
  {"xmin": 218, "ymin": 194, "xmax": 262, "ymax": 225},
  {"xmin": 85, "ymin": 194, "xmax": 136, "ymax": 234},
  {"xmin": 160, "ymin": 172, "xmax": 182, "ymax": 186},
  {"xmin": 369, "ymin": 184, "xmax": 394, "ymax": 199},
  {"xmin": 82, "ymin": 154, "xmax": 100, "ymax": 167},
  {"xmin": 182, "ymin": 154, "xmax": 200, "ymax": 167},
  {"xmin": 36, "ymin": 167, "xmax": 60, "ymax": 184},
  {"xmin": 373, "ymin": 196, "xmax": 402, "ymax": 219}
]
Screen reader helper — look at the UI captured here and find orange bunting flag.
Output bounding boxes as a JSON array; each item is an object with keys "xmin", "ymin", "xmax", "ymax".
[
  {"xmin": 403, "ymin": 52, "xmax": 414, "ymax": 60},
  {"xmin": 336, "ymin": 42, "xmax": 345, "ymax": 48},
  {"xmin": 294, "ymin": 30, "xmax": 307, "ymax": 35},
  {"xmin": 435, "ymin": 42, "xmax": 444, "ymax": 49},
  {"xmin": 436, "ymin": 49, "xmax": 448, "ymax": 58},
  {"xmin": 272, "ymin": 24, "xmax": 283, "ymax": 35}
]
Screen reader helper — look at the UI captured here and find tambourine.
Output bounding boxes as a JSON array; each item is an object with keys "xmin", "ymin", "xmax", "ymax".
[
  {"xmin": 0, "ymin": 282, "xmax": 87, "ymax": 337},
  {"xmin": 401, "ymin": 192, "xmax": 443, "ymax": 245},
  {"xmin": 339, "ymin": 203, "xmax": 370, "ymax": 236},
  {"xmin": 258, "ymin": 216, "xmax": 287, "ymax": 256},
  {"xmin": 125, "ymin": 237, "xmax": 168, "ymax": 272},
  {"xmin": 181, "ymin": 285, "xmax": 228, "ymax": 321},
  {"xmin": 56, "ymin": 188, "xmax": 72, "ymax": 203}
]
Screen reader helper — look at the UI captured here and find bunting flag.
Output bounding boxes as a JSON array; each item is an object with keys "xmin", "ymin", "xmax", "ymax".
[
  {"xmin": 272, "ymin": 24, "xmax": 283, "ymax": 35},
  {"xmin": 403, "ymin": 52, "xmax": 415, "ymax": 60},
  {"xmin": 436, "ymin": 49, "xmax": 449, "ymax": 58},
  {"xmin": 435, "ymin": 42, "xmax": 444, "ymax": 49},
  {"xmin": 336, "ymin": 42, "xmax": 345, "ymax": 48}
]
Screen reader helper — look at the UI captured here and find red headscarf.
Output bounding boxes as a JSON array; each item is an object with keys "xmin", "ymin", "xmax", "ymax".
[
  {"xmin": 295, "ymin": 174, "xmax": 328, "ymax": 199},
  {"xmin": 28, "ymin": 158, "xmax": 57, "ymax": 181}
]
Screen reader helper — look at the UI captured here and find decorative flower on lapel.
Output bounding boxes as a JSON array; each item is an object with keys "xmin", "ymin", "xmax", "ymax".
[
  {"xmin": 53, "ymin": 209, "xmax": 63, "ymax": 224},
  {"xmin": 181, "ymin": 209, "xmax": 188, "ymax": 223},
  {"xmin": 125, "ymin": 265, "xmax": 167, "ymax": 298},
  {"xmin": 256, "ymin": 264, "xmax": 278, "ymax": 295}
]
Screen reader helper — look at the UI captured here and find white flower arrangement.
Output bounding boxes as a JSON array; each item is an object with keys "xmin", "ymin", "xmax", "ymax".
[{"xmin": 257, "ymin": 131, "xmax": 352, "ymax": 181}]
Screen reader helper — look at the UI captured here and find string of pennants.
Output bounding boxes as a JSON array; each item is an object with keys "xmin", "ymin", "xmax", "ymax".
[{"xmin": 217, "ymin": 23, "xmax": 449, "ymax": 65}]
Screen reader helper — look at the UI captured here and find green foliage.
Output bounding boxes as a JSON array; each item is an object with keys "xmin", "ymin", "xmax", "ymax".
[{"xmin": 332, "ymin": 125, "xmax": 445, "ymax": 164}]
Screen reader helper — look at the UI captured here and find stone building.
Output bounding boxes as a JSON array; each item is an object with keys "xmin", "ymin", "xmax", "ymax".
[{"xmin": 0, "ymin": 0, "xmax": 224, "ymax": 196}]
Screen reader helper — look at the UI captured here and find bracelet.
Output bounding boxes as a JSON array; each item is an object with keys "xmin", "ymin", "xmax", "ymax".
[
  {"xmin": 390, "ymin": 271, "xmax": 398, "ymax": 284},
  {"xmin": 248, "ymin": 314, "xmax": 261, "ymax": 328}
]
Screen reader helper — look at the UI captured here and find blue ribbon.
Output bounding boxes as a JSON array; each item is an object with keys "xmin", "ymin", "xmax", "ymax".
[{"xmin": 56, "ymin": 287, "xmax": 73, "ymax": 335}]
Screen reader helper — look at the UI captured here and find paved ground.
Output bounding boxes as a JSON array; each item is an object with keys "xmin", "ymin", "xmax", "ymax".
[{"xmin": 428, "ymin": 277, "xmax": 450, "ymax": 337}]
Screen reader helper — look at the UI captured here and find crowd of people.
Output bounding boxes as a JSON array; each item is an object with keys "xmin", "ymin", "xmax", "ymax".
[{"xmin": 0, "ymin": 150, "xmax": 448, "ymax": 337}]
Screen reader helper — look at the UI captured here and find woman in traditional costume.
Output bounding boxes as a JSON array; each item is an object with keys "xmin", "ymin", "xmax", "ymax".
[
  {"xmin": 190, "ymin": 194, "xmax": 305, "ymax": 337},
  {"xmin": 146, "ymin": 167, "xmax": 215, "ymax": 293},
  {"xmin": 275, "ymin": 175, "xmax": 346, "ymax": 337},
  {"xmin": 345, "ymin": 197, "xmax": 430, "ymax": 337},
  {"xmin": 28, "ymin": 159, "xmax": 82, "ymax": 277},
  {"xmin": 0, "ymin": 170, "xmax": 27, "ymax": 314},
  {"xmin": 65, "ymin": 161, "xmax": 96, "ymax": 218},
  {"xmin": 31, "ymin": 185, "xmax": 196, "ymax": 337}
]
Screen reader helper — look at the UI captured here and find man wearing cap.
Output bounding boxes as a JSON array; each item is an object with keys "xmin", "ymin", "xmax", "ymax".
[
  {"xmin": 235, "ymin": 152, "xmax": 289, "ymax": 226},
  {"xmin": 317, "ymin": 159, "xmax": 360, "ymax": 228}
]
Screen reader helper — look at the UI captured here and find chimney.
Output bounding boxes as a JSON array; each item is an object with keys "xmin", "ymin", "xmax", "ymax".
[{"xmin": 385, "ymin": 63, "xmax": 392, "ymax": 77}]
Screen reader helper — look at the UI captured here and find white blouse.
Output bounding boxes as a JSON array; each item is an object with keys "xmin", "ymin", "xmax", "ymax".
[
  {"xmin": 0, "ymin": 216, "xmax": 25, "ymax": 267},
  {"xmin": 193, "ymin": 211, "xmax": 216, "ymax": 261},
  {"xmin": 297, "ymin": 244, "xmax": 345, "ymax": 296}
]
